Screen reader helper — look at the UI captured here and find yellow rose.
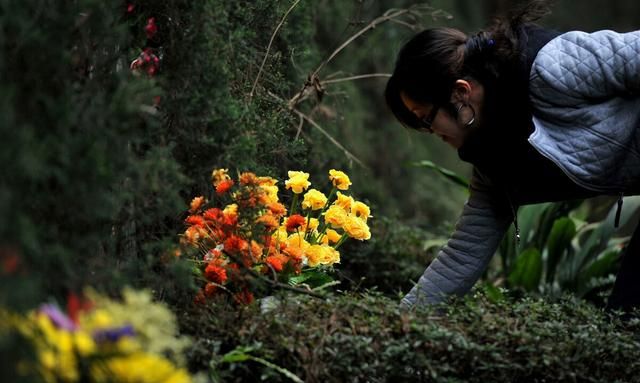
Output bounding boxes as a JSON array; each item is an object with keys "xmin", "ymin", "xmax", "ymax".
[
  {"xmin": 285, "ymin": 171, "xmax": 311, "ymax": 194},
  {"xmin": 334, "ymin": 191, "xmax": 354, "ymax": 211},
  {"xmin": 324, "ymin": 205, "xmax": 348, "ymax": 229},
  {"xmin": 325, "ymin": 229, "xmax": 342, "ymax": 244},
  {"xmin": 329, "ymin": 169, "xmax": 352, "ymax": 190},
  {"xmin": 351, "ymin": 201, "xmax": 371, "ymax": 221},
  {"xmin": 303, "ymin": 217, "xmax": 320, "ymax": 232},
  {"xmin": 301, "ymin": 189, "xmax": 328, "ymax": 210},
  {"xmin": 306, "ymin": 245, "xmax": 324, "ymax": 267},
  {"xmin": 343, "ymin": 215, "xmax": 371, "ymax": 241},
  {"xmin": 321, "ymin": 246, "xmax": 340, "ymax": 265},
  {"xmin": 211, "ymin": 168, "xmax": 231, "ymax": 187},
  {"xmin": 307, "ymin": 245, "xmax": 341, "ymax": 267},
  {"xmin": 286, "ymin": 233, "xmax": 310, "ymax": 251}
]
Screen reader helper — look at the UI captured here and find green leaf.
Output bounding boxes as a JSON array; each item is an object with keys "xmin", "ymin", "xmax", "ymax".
[
  {"xmin": 508, "ymin": 247, "xmax": 542, "ymax": 291},
  {"xmin": 482, "ymin": 283, "xmax": 505, "ymax": 303},
  {"xmin": 411, "ymin": 160, "xmax": 469, "ymax": 189},
  {"xmin": 287, "ymin": 270, "xmax": 333, "ymax": 288},
  {"xmin": 221, "ymin": 346, "xmax": 255, "ymax": 363},
  {"xmin": 545, "ymin": 217, "xmax": 576, "ymax": 283}
]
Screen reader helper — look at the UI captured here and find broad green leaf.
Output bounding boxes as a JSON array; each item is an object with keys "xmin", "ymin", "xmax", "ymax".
[
  {"xmin": 545, "ymin": 217, "xmax": 576, "ymax": 283},
  {"xmin": 287, "ymin": 270, "xmax": 333, "ymax": 288},
  {"xmin": 482, "ymin": 283, "xmax": 505, "ymax": 303},
  {"xmin": 582, "ymin": 249, "xmax": 620, "ymax": 282},
  {"xmin": 412, "ymin": 160, "xmax": 469, "ymax": 190},
  {"xmin": 508, "ymin": 247, "xmax": 542, "ymax": 291}
]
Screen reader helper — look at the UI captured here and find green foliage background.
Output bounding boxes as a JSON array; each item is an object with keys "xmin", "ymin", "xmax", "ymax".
[{"xmin": 1, "ymin": 0, "xmax": 640, "ymax": 380}]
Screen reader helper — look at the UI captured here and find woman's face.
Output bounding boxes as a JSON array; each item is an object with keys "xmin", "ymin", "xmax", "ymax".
[{"xmin": 400, "ymin": 80, "xmax": 484, "ymax": 149}]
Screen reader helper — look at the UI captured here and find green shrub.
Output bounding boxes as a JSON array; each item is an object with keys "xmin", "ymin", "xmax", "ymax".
[{"xmin": 181, "ymin": 291, "xmax": 640, "ymax": 382}]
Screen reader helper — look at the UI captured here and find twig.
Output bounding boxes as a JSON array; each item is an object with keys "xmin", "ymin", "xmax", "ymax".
[
  {"xmin": 248, "ymin": 0, "xmax": 302, "ymax": 102},
  {"xmin": 268, "ymin": 91, "xmax": 365, "ymax": 168},
  {"xmin": 310, "ymin": 7, "xmax": 413, "ymax": 79},
  {"xmin": 320, "ymin": 73, "xmax": 391, "ymax": 85},
  {"xmin": 295, "ymin": 113, "xmax": 304, "ymax": 140}
]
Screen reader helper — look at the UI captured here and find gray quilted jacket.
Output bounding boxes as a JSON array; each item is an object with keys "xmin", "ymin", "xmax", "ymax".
[{"xmin": 402, "ymin": 29, "xmax": 640, "ymax": 308}]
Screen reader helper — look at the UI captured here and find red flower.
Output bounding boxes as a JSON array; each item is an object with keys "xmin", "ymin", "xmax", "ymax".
[
  {"xmin": 194, "ymin": 289, "xmax": 206, "ymax": 305},
  {"xmin": 216, "ymin": 179, "xmax": 234, "ymax": 195},
  {"xmin": 204, "ymin": 282, "xmax": 218, "ymax": 297},
  {"xmin": 203, "ymin": 208, "xmax": 223, "ymax": 222},
  {"xmin": 185, "ymin": 215, "xmax": 205, "ymax": 227},
  {"xmin": 233, "ymin": 289, "xmax": 254, "ymax": 305},
  {"xmin": 204, "ymin": 264, "xmax": 228, "ymax": 284},
  {"xmin": 224, "ymin": 235, "xmax": 248, "ymax": 254},
  {"xmin": 126, "ymin": 3, "xmax": 135, "ymax": 14},
  {"xmin": 285, "ymin": 214, "xmax": 306, "ymax": 232},
  {"xmin": 145, "ymin": 17, "xmax": 158, "ymax": 39},
  {"xmin": 265, "ymin": 254, "xmax": 288, "ymax": 272}
]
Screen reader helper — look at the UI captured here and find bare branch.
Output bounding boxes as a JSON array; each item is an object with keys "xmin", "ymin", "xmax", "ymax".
[
  {"xmin": 248, "ymin": 0, "xmax": 302, "ymax": 102},
  {"xmin": 321, "ymin": 73, "xmax": 391, "ymax": 85},
  {"xmin": 310, "ymin": 7, "xmax": 413, "ymax": 79},
  {"xmin": 268, "ymin": 91, "xmax": 366, "ymax": 168}
]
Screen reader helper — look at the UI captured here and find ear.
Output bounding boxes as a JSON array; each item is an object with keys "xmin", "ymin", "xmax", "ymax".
[{"xmin": 450, "ymin": 79, "xmax": 472, "ymax": 103}]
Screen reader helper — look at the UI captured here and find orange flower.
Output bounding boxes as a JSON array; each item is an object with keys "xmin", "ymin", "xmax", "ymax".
[
  {"xmin": 205, "ymin": 263, "xmax": 228, "ymax": 284},
  {"xmin": 265, "ymin": 254, "xmax": 289, "ymax": 272},
  {"xmin": 224, "ymin": 235, "xmax": 248, "ymax": 253},
  {"xmin": 211, "ymin": 168, "xmax": 231, "ymax": 187},
  {"xmin": 184, "ymin": 226, "xmax": 206, "ymax": 244},
  {"xmin": 189, "ymin": 196, "xmax": 206, "ymax": 213},
  {"xmin": 203, "ymin": 208, "xmax": 223, "ymax": 222},
  {"xmin": 247, "ymin": 240, "xmax": 264, "ymax": 261},
  {"xmin": 239, "ymin": 172, "xmax": 259, "ymax": 186},
  {"xmin": 267, "ymin": 202, "xmax": 287, "ymax": 217},
  {"xmin": 285, "ymin": 214, "xmax": 306, "ymax": 232},
  {"xmin": 256, "ymin": 214, "xmax": 279, "ymax": 231},
  {"xmin": 216, "ymin": 179, "xmax": 234, "ymax": 195},
  {"xmin": 185, "ymin": 215, "xmax": 205, "ymax": 227}
]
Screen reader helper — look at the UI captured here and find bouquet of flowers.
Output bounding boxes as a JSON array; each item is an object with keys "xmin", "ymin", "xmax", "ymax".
[
  {"xmin": 182, "ymin": 169, "xmax": 372, "ymax": 304},
  {"xmin": 1, "ymin": 288, "xmax": 192, "ymax": 383}
]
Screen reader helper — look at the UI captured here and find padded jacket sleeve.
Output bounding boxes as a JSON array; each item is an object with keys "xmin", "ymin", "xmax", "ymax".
[
  {"xmin": 530, "ymin": 30, "xmax": 640, "ymax": 107},
  {"xmin": 401, "ymin": 169, "xmax": 513, "ymax": 308}
]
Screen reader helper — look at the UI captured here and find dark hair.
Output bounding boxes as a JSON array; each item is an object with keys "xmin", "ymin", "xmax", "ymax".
[{"xmin": 385, "ymin": 0, "xmax": 551, "ymax": 130}]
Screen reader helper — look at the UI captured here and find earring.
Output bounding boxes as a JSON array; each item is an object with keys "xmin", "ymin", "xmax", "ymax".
[{"xmin": 456, "ymin": 103, "xmax": 476, "ymax": 127}]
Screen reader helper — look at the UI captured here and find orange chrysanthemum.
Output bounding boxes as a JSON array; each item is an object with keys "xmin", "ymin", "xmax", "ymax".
[
  {"xmin": 216, "ymin": 179, "xmax": 234, "ymax": 195},
  {"xmin": 203, "ymin": 208, "xmax": 223, "ymax": 222},
  {"xmin": 224, "ymin": 235, "xmax": 248, "ymax": 253},
  {"xmin": 285, "ymin": 214, "xmax": 306, "ymax": 233},
  {"xmin": 256, "ymin": 214, "xmax": 279, "ymax": 231},
  {"xmin": 185, "ymin": 215, "xmax": 205, "ymax": 227},
  {"xmin": 265, "ymin": 254, "xmax": 289, "ymax": 272},
  {"xmin": 189, "ymin": 196, "xmax": 206, "ymax": 213},
  {"xmin": 239, "ymin": 172, "xmax": 259, "ymax": 186},
  {"xmin": 267, "ymin": 202, "xmax": 287, "ymax": 217},
  {"xmin": 204, "ymin": 263, "xmax": 228, "ymax": 284}
]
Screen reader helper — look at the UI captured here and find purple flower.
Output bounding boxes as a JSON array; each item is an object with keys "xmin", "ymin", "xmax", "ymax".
[
  {"xmin": 92, "ymin": 325, "xmax": 136, "ymax": 343},
  {"xmin": 39, "ymin": 304, "xmax": 77, "ymax": 331}
]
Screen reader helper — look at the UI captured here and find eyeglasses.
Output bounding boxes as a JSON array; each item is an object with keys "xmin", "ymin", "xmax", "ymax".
[{"xmin": 417, "ymin": 105, "xmax": 439, "ymax": 133}]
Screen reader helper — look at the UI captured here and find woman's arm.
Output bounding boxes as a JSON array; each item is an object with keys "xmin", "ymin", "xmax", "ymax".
[
  {"xmin": 401, "ymin": 169, "xmax": 513, "ymax": 308},
  {"xmin": 530, "ymin": 30, "xmax": 640, "ymax": 106}
]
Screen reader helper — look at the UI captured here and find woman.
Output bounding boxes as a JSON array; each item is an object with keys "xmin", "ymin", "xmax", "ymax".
[{"xmin": 385, "ymin": 1, "xmax": 640, "ymax": 312}]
